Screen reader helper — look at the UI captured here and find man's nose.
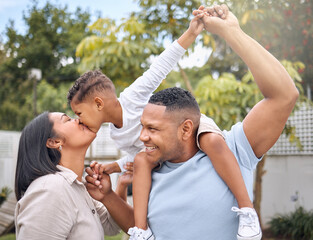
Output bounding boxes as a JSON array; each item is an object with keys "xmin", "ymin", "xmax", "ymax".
[{"xmin": 140, "ymin": 128, "xmax": 149, "ymax": 142}]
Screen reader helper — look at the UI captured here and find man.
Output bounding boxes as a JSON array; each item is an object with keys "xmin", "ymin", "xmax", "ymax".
[
  {"xmin": 137, "ymin": 5, "xmax": 298, "ymax": 240},
  {"xmin": 86, "ymin": 4, "xmax": 299, "ymax": 240}
]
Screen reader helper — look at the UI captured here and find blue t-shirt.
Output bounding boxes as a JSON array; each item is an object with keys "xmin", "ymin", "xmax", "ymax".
[{"xmin": 148, "ymin": 122, "xmax": 261, "ymax": 240}]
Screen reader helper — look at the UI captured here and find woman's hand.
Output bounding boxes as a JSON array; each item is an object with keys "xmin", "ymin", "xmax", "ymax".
[{"xmin": 85, "ymin": 167, "xmax": 113, "ymax": 202}]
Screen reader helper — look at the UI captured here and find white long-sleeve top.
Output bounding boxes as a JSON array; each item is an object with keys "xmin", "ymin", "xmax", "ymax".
[{"xmin": 109, "ymin": 40, "xmax": 186, "ymax": 171}]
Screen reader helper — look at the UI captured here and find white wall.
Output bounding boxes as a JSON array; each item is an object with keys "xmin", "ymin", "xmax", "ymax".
[
  {"xmin": 261, "ymin": 155, "xmax": 313, "ymax": 227},
  {"xmin": 0, "ymin": 131, "xmax": 20, "ymax": 192}
]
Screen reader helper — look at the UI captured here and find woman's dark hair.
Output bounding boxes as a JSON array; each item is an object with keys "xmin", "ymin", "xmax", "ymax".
[{"xmin": 15, "ymin": 112, "xmax": 61, "ymax": 200}]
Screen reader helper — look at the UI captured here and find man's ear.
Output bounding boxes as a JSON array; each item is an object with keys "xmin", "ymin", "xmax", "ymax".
[
  {"xmin": 46, "ymin": 138, "xmax": 62, "ymax": 149},
  {"xmin": 181, "ymin": 119, "xmax": 194, "ymax": 140},
  {"xmin": 94, "ymin": 97, "xmax": 104, "ymax": 111}
]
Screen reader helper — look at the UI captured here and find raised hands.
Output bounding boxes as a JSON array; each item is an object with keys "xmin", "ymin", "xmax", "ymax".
[{"xmin": 193, "ymin": 4, "xmax": 240, "ymax": 38}]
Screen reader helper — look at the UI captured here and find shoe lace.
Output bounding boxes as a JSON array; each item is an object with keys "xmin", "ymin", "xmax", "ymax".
[
  {"xmin": 231, "ymin": 207, "xmax": 256, "ymax": 228},
  {"xmin": 127, "ymin": 227, "xmax": 139, "ymax": 239}
]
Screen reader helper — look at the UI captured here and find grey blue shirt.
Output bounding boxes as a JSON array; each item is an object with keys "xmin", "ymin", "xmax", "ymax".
[{"xmin": 148, "ymin": 122, "xmax": 262, "ymax": 240}]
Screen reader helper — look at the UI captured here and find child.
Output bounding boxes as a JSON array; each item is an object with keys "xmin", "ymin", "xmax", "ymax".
[{"xmin": 68, "ymin": 8, "xmax": 261, "ymax": 240}]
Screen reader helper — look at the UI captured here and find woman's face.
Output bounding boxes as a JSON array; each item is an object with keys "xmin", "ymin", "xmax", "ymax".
[{"xmin": 49, "ymin": 112, "xmax": 96, "ymax": 150}]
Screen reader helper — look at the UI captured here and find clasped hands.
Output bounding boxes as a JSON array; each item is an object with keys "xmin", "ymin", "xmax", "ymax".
[{"xmin": 85, "ymin": 161, "xmax": 133, "ymax": 202}]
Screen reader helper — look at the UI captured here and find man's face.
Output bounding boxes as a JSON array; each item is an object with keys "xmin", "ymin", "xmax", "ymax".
[{"xmin": 140, "ymin": 104, "xmax": 185, "ymax": 163}]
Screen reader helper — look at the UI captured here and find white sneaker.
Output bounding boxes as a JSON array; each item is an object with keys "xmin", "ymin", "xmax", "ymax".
[
  {"xmin": 231, "ymin": 207, "xmax": 262, "ymax": 240},
  {"xmin": 127, "ymin": 226, "xmax": 155, "ymax": 240}
]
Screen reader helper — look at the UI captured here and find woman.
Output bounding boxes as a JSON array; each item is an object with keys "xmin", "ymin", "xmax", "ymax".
[{"xmin": 15, "ymin": 112, "xmax": 134, "ymax": 239}]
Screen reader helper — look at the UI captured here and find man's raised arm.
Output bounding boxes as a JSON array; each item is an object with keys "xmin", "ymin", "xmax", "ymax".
[{"xmin": 198, "ymin": 5, "xmax": 299, "ymax": 158}]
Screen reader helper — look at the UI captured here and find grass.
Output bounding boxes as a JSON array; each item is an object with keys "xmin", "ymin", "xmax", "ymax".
[
  {"xmin": 0, "ymin": 232, "xmax": 126, "ymax": 240},
  {"xmin": 0, "ymin": 234, "xmax": 15, "ymax": 240}
]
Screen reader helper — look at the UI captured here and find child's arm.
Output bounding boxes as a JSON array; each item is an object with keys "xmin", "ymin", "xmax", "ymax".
[
  {"xmin": 90, "ymin": 154, "xmax": 133, "ymax": 175},
  {"xmin": 176, "ymin": 12, "xmax": 205, "ymax": 49},
  {"xmin": 100, "ymin": 162, "xmax": 121, "ymax": 174},
  {"xmin": 119, "ymin": 13, "xmax": 205, "ymax": 104}
]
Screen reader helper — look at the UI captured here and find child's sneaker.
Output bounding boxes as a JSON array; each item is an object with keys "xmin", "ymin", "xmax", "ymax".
[
  {"xmin": 127, "ymin": 226, "xmax": 155, "ymax": 240},
  {"xmin": 231, "ymin": 207, "xmax": 262, "ymax": 240}
]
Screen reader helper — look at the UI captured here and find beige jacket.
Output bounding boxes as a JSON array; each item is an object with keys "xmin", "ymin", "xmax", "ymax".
[{"xmin": 15, "ymin": 165, "xmax": 120, "ymax": 240}]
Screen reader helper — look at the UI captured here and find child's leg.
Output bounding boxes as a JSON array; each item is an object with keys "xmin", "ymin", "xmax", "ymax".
[
  {"xmin": 132, "ymin": 152, "xmax": 157, "ymax": 230},
  {"xmin": 199, "ymin": 132, "xmax": 252, "ymax": 208}
]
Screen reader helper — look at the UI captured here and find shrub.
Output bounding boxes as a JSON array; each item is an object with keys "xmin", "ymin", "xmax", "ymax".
[
  {"xmin": 269, "ymin": 206, "xmax": 313, "ymax": 240},
  {"xmin": 0, "ymin": 186, "xmax": 12, "ymax": 206}
]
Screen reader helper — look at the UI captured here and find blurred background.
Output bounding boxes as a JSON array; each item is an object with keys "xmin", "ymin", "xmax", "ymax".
[{"xmin": 0, "ymin": 0, "xmax": 312, "ymax": 239}]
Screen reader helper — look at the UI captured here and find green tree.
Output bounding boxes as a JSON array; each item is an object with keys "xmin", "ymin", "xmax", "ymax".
[
  {"xmin": 135, "ymin": 0, "xmax": 219, "ymax": 94},
  {"xmin": 77, "ymin": 0, "xmax": 220, "ymax": 94},
  {"xmin": 0, "ymin": 1, "xmax": 91, "ymax": 130},
  {"xmin": 205, "ymin": 0, "xmax": 313, "ymax": 98},
  {"xmin": 76, "ymin": 16, "xmax": 159, "ymax": 93}
]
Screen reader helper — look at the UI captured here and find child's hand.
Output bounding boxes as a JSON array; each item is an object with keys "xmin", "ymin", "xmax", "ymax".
[
  {"xmin": 119, "ymin": 162, "xmax": 133, "ymax": 187},
  {"xmin": 193, "ymin": 4, "xmax": 239, "ymax": 37},
  {"xmin": 193, "ymin": 5, "xmax": 227, "ymax": 19},
  {"xmin": 118, "ymin": 172, "xmax": 133, "ymax": 187},
  {"xmin": 99, "ymin": 162, "xmax": 121, "ymax": 175},
  {"xmin": 124, "ymin": 162, "xmax": 133, "ymax": 173},
  {"xmin": 187, "ymin": 10, "xmax": 205, "ymax": 37},
  {"xmin": 203, "ymin": 5, "xmax": 228, "ymax": 19}
]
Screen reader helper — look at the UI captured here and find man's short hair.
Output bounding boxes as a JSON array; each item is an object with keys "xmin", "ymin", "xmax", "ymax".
[
  {"xmin": 67, "ymin": 70, "xmax": 115, "ymax": 105},
  {"xmin": 149, "ymin": 87, "xmax": 200, "ymax": 114},
  {"xmin": 149, "ymin": 87, "xmax": 201, "ymax": 133}
]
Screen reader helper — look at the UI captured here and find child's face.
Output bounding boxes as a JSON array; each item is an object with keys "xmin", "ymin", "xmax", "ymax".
[{"xmin": 70, "ymin": 99, "xmax": 103, "ymax": 133}]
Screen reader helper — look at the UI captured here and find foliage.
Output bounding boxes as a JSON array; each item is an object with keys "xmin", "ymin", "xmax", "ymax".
[
  {"xmin": 77, "ymin": 0, "xmax": 221, "ymax": 94},
  {"xmin": 0, "ymin": 1, "xmax": 91, "ymax": 130},
  {"xmin": 205, "ymin": 0, "xmax": 313, "ymax": 97},
  {"xmin": 135, "ymin": 0, "xmax": 214, "ymax": 48},
  {"xmin": 33, "ymin": 80, "xmax": 72, "ymax": 115},
  {"xmin": 195, "ymin": 72, "xmax": 255, "ymax": 130},
  {"xmin": 105, "ymin": 232, "xmax": 125, "ymax": 240},
  {"xmin": 0, "ymin": 187, "xmax": 12, "ymax": 206},
  {"xmin": 76, "ymin": 16, "xmax": 159, "ymax": 93},
  {"xmin": 195, "ymin": 60, "xmax": 306, "ymax": 131},
  {"xmin": 269, "ymin": 207, "xmax": 313, "ymax": 240},
  {"xmin": 0, "ymin": 234, "xmax": 15, "ymax": 240}
]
